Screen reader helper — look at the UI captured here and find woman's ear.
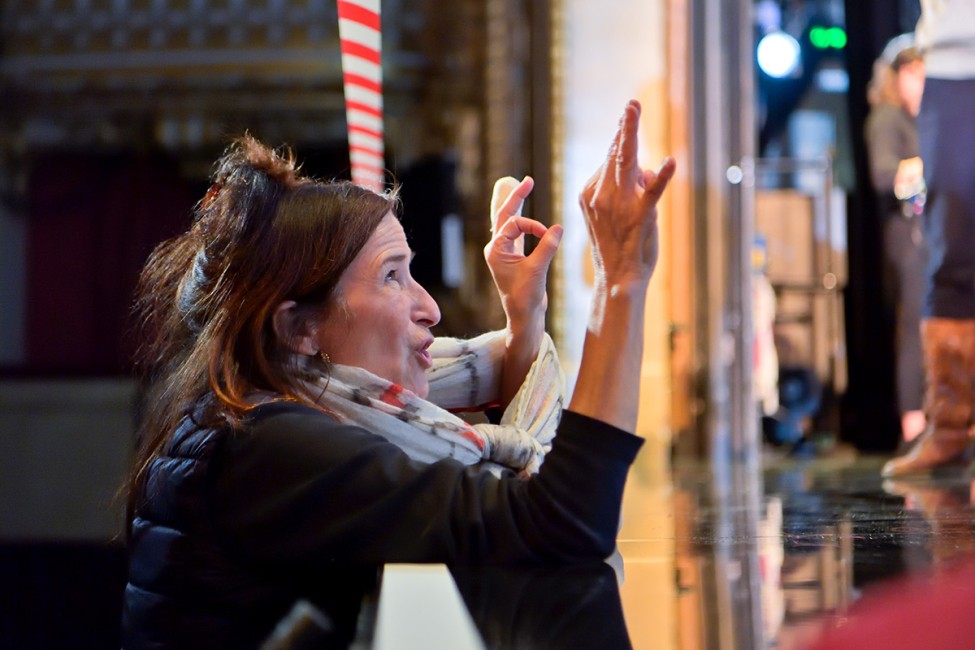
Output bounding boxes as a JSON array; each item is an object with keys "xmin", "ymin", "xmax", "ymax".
[{"xmin": 272, "ymin": 300, "xmax": 319, "ymax": 355}]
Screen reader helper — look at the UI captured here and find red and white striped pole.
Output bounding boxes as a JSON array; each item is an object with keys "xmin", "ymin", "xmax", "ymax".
[{"xmin": 337, "ymin": 0, "xmax": 385, "ymax": 192}]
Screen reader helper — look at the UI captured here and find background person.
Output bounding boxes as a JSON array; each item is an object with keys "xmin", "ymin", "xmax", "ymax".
[{"xmin": 864, "ymin": 35, "xmax": 927, "ymax": 450}]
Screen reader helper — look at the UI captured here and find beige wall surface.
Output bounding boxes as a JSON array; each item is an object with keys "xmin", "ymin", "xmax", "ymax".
[
  {"xmin": 559, "ymin": 1, "xmax": 683, "ymax": 648},
  {"xmin": 559, "ymin": 0, "xmax": 676, "ymax": 452}
]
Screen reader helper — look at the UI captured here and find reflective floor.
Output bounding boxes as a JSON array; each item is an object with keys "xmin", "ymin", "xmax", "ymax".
[
  {"xmin": 6, "ymin": 440, "xmax": 975, "ymax": 649},
  {"xmin": 615, "ymin": 444, "xmax": 975, "ymax": 649}
]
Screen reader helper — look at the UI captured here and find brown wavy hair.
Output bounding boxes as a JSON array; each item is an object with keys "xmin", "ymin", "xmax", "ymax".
[
  {"xmin": 125, "ymin": 135, "xmax": 397, "ymax": 527},
  {"xmin": 867, "ymin": 46, "xmax": 922, "ymax": 109}
]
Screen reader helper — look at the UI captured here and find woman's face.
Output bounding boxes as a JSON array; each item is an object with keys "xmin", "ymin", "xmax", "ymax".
[
  {"xmin": 897, "ymin": 60, "xmax": 926, "ymax": 117},
  {"xmin": 315, "ymin": 212, "xmax": 441, "ymax": 398}
]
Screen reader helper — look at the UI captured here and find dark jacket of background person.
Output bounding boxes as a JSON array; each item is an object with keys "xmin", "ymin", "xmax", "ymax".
[
  {"xmin": 122, "ymin": 402, "xmax": 641, "ymax": 648},
  {"xmin": 864, "ymin": 102, "xmax": 926, "ymax": 417},
  {"xmin": 865, "ymin": 104, "xmax": 920, "ymax": 219}
]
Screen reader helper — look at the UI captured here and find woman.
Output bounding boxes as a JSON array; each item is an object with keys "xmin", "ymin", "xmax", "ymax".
[
  {"xmin": 864, "ymin": 36, "xmax": 927, "ymax": 451},
  {"xmin": 122, "ymin": 100, "xmax": 675, "ymax": 648}
]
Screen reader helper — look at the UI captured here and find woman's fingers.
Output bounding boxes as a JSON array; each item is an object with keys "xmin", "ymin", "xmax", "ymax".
[
  {"xmin": 490, "ymin": 176, "xmax": 533, "ymax": 258},
  {"xmin": 590, "ymin": 112, "xmax": 625, "ymax": 202},
  {"xmin": 531, "ymin": 224, "xmax": 563, "ymax": 273},
  {"xmin": 491, "ymin": 216, "xmax": 551, "ymax": 253},
  {"xmin": 590, "ymin": 100, "xmax": 646, "ymax": 210},
  {"xmin": 642, "ymin": 157, "xmax": 677, "ymax": 207},
  {"xmin": 484, "ymin": 216, "xmax": 562, "ymax": 319},
  {"xmin": 490, "ymin": 176, "xmax": 519, "ymax": 233},
  {"xmin": 615, "ymin": 100, "xmax": 642, "ymax": 191},
  {"xmin": 485, "ymin": 216, "xmax": 562, "ymax": 282},
  {"xmin": 491, "ymin": 176, "xmax": 533, "ymax": 236},
  {"xmin": 575, "ymin": 100, "xmax": 677, "ymax": 284}
]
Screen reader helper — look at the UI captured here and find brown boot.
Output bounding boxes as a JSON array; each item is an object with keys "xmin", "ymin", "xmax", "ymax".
[{"xmin": 882, "ymin": 318, "xmax": 975, "ymax": 477}]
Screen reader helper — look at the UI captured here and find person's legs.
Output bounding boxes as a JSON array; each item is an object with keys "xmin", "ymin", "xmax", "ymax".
[
  {"xmin": 884, "ymin": 78, "xmax": 975, "ymax": 476},
  {"xmin": 883, "ymin": 319, "xmax": 974, "ymax": 476},
  {"xmin": 920, "ymin": 79, "xmax": 975, "ymax": 320},
  {"xmin": 884, "ymin": 216, "xmax": 927, "ymax": 442}
]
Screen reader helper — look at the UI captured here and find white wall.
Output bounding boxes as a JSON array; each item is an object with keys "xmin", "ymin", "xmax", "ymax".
[{"xmin": 559, "ymin": 0, "xmax": 670, "ymax": 388}]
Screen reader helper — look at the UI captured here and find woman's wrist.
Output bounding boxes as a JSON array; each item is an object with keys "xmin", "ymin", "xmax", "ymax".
[
  {"xmin": 505, "ymin": 309, "xmax": 545, "ymax": 337},
  {"xmin": 571, "ymin": 283, "xmax": 648, "ymax": 433},
  {"xmin": 501, "ymin": 295, "xmax": 546, "ymax": 334},
  {"xmin": 588, "ymin": 275, "xmax": 649, "ymax": 333},
  {"xmin": 499, "ymin": 306, "xmax": 545, "ymax": 409},
  {"xmin": 596, "ymin": 266, "xmax": 653, "ymax": 295}
]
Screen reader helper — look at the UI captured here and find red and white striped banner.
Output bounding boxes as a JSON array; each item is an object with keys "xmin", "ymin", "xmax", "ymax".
[{"xmin": 337, "ymin": 0, "xmax": 384, "ymax": 192}]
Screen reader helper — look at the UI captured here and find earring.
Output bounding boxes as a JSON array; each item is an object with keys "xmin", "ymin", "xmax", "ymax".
[{"xmin": 318, "ymin": 350, "xmax": 331, "ymax": 365}]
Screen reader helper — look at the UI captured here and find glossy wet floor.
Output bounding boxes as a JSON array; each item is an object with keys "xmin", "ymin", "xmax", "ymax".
[{"xmin": 616, "ymin": 448, "xmax": 975, "ymax": 649}]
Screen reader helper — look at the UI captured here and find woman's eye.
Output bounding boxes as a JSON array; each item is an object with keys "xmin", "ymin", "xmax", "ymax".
[{"xmin": 386, "ymin": 269, "xmax": 398, "ymax": 282}]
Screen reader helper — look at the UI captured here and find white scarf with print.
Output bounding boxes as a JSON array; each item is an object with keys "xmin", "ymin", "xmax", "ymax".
[{"xmin": 296, "ymin": 330, "xmax": 564, "ymax": 477}]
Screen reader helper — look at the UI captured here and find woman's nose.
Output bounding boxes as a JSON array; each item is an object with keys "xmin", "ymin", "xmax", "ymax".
[{"xmin": 412, "ymin": 280, "xmax": 441, "ymax": 327}]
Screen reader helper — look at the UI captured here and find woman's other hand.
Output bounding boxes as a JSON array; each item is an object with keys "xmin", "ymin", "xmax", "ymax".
[
  {"xmin": 579, "ymin": 100, "xmax": 676, "ymax": 295},
  {"xmin": 483, "ymin": 176, "xmax": 563, "ymax": 328},
  {"xmin": 484, "ymin": 175, "xmax": 563, "ymax": 409}
]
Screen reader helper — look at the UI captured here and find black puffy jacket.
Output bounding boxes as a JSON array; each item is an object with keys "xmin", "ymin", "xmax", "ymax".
[{"xmin": 122, "ymin": 401, "xmax": 641, "ymax": 648}]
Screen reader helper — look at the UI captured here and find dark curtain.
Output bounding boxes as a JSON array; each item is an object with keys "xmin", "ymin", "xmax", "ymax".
[
  {"xmin": 841, "ymin": 0, "xmax": 919, "ymax": 450},
  {"xmin": 24, "ymin": 152, "xmax": 195, "ymax": 375}
]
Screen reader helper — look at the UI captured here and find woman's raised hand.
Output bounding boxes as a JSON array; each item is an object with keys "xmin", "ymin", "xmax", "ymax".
[
  {"xmin": 483, "ymin": 175, "xmax": 563, "ymax": 327},
  {"xmin": 567, "ymin": 101, "xmax": 676, "ymax": 433},
  {"xmin": 580, "ymin": 100, "xmax": 676, "ymax": 291}
]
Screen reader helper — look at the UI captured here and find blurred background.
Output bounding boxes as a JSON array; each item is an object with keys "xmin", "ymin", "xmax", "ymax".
[{"xmin": 0, "ymin": 0, "xmax": 928, "ymax": 647}]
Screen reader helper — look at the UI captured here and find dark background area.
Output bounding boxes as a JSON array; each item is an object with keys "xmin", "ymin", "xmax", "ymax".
[{"xmin": 841, "ymin": 0, "xmax": 922, "ymax": 451}]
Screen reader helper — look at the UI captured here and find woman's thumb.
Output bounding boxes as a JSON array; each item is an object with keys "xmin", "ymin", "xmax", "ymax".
[{"xmin": 531, "ymin": 224, "xmax": 563, "ymax": 271}]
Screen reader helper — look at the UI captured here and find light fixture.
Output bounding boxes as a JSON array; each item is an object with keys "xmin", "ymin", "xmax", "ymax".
[{"xmin": 757, "ymin": 31, "xmax": 802, "ymax": 79}]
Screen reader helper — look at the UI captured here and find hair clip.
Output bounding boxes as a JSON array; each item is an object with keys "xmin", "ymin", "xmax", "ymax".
[{"xmin": 201, "ymin": 183, "xmax": 222, "ymax": 210}]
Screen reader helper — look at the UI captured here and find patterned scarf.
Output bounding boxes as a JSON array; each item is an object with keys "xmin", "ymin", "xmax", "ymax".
[{"xmin": 296, "ymin": 330, "xmax": 564, "ymax": 477}]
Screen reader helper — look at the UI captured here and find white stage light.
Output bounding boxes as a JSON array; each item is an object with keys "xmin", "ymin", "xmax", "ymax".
[{"xmin": 757, "ymin": 31, "xmax": 802, "ymax": 78}]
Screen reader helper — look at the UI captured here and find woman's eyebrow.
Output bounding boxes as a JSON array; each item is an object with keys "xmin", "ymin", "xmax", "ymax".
[{"xmin": 381, "ymin": 251, "xmax": 416, "ymax": 265}]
